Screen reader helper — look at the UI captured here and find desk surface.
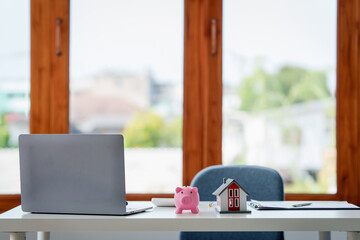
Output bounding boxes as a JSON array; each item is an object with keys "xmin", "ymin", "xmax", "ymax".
[{"xmin": 1, "ymin": 202, "xmax": 360, "ymax": 232}]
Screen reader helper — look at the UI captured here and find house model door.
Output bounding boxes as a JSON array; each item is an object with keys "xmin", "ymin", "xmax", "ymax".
[{"xmin": 228, "ymin": 183, "xmax": 240, "ymax": 211}]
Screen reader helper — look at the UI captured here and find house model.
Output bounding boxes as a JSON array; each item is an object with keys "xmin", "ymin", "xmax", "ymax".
[{"xmin": 212, "ymin": 178, "xmax": 251, "ymax": 213}]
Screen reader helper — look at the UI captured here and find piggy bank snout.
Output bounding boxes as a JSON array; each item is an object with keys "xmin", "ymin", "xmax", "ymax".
[{"xmin": 181, "ymin": 196, "xmax": 192, "ymax": 205}]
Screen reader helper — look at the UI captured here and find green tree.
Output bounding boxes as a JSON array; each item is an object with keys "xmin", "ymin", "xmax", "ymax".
[
  {"xmin": 123, "ymin": 111, "xmax": 164, "ymax": 147},
  {"xmin": 0, "ymin": 114, "xmax": 10, "ymax": 148},
  {"xmin": 238, "ymin": 66, "xmax": 331, "ymax": 112},
  {"xmin": 123, "ymin": 111, "xmax": 182, "ymax": 148}
]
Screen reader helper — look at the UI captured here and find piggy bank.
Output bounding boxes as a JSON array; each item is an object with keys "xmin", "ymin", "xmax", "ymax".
[{"xmin": 174, "ymin": 186, "xmax": 200, "ymax": 214}]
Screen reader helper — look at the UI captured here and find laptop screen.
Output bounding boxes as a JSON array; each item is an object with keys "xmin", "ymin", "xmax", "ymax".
[{"xmin": 19, "ymin": 134, "xmax": 127, "ymax": 215}]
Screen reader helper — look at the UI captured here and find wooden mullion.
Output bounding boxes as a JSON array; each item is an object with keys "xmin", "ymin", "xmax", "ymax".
[
  {"xmin": 285, "ymin": 194, "xmax": 340, "ymax": 201},
  {"xmin": 50, "ymin": 0, "xmax": 70, "ymax": 133},
  {"xmin": 30, "ymin": 0, "xmax": 52, "ymax": 133},
  {"xmin": 126, "ymin": 194, "xmax": 173, "ymax": 201},
  {"xmin": 183, "ymin": 0, "xmax": 205, "ymax": 186},
  {"xmin": 336, "ymin": 0, "xmax": 360, "ymax": 205},
  {"xmin": 0, "ymin": 195, "xmax": 21, "ymax": 214},
  {"xmin": 202, "ymin": 0, "xmax": 222, "ymax": 168},
  {"xmin": 30, "ymin": 0, "xmax": 69, "ymax": 134},
  {"xmin": 183, "ymin": 0, "xmax": 222, "ymax": 186}
]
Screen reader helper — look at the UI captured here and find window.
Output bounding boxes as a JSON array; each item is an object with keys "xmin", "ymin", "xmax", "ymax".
[
  {"xmin": 234, "ymin": 189, "xmax": 239, "ymax": 197},
  {"xmin": 229, "ymin": 198, "xmax": 233, "ymax": 207},
  {"xmin": 235, "ymin": 198, "xmax": 239, "ymax": 207},
  {"xmin": 229, "ymin": 189, "xmax": 233, "ymax": 197},
  {"xmin": 0, "ymin": 0, "xmax": 30, "ymax": 195},
  {"xmin": 222, "ymin": 0, "xmax": 337, "ymax": 194},
  {"xmin": 2, "ymin": 0, "xmax": 360, "ymax": 213},
  {"xmin": 69, "ymin": 0, "xmax": 183, "ymax": 193}
]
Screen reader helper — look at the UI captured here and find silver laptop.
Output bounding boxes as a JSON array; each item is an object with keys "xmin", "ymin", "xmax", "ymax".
[{"xmin": 19, "ymin": 134, "xmax": 152, "ymax": 215}]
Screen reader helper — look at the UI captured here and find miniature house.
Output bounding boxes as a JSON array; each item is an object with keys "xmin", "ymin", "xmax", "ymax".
[{"xmin": 212, "ymin": 178, "xmax": 250, "ymax": 213}]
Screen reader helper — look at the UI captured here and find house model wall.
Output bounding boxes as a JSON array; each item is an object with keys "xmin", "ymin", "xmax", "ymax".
[{"xmin": 212, "ymin": 178, "xmax": 250, "ymax": 213}]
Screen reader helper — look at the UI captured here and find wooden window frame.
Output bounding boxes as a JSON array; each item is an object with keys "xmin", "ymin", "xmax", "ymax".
[{"xmin": 1, "ymin": 0, "xmax": 360, "ymax": 213}]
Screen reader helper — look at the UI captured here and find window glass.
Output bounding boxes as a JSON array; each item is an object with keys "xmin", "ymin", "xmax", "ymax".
[
  {"xmin": 223, "ymin": 0, "xmax": 337, "ymax": 193},
  {"xmin": 234, "ymin": 188, "xmax": 239, "ymax": 197},
  {"xmin": 70, "ymin": 0, "xmax": 184, "ymax": 193},
  {"xmin": 0, "ymin": 1, "xmax": 30, "ymax": 194}
]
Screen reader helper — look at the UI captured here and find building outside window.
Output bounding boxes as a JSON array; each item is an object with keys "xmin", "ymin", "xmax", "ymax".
[{"xmin": 0, "ymin": 0, "xmax": 30, "ymax": 194}]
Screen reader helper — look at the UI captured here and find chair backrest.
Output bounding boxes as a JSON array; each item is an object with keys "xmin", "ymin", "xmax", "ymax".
[
  {"xmin": 191, "ymin": 165, "xmax": 284, "ymax": 201},
  {"xmin": 180, "ymin": 165, "xmax": 284, "ymax": 240}
]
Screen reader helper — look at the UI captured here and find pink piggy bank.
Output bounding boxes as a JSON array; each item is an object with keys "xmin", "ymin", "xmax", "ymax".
[{"xmin": 174, "ymin": 186, "xmax": 200, "ymax": 214}]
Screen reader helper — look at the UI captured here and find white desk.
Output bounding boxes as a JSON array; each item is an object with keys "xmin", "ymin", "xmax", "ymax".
[{"xmin": 0, "ymin": 202, "xmax": 360, "ymax": 240}]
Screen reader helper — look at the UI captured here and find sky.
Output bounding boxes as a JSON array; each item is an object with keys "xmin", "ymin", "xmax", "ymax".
[
  {"xmin": 0, "ymin": 0, "xmax": 337, "ymax": 89},
  {"xmin": 70, "ymin": 0, "xmax": 184, "ymax": 82},
  {"xmin": 0, "ymin": 0, "xmax": 30, "ymax": 81},
  {"xmin": 223, "ymin": 0, "xmax": 337, "ymax": 89}
]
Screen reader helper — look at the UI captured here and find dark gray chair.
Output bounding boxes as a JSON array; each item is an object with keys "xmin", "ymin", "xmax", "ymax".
[{"xmin": 180, "ymin": 165, "xmax": 284, "ymax": 240}]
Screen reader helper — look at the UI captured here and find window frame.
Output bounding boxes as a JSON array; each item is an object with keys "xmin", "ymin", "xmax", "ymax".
[
  {"xmin": 1, "ymin": 0, "xmax": 360, "ymax": 213},
  {"xmin": 229, "ymin": 198, "xmax": 233, "ymax": 207}
]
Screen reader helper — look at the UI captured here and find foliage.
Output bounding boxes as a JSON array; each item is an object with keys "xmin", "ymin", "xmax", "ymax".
[
  {"xmin": 238, "ymin": 66, "xmax": 331, "ymax": 112},
  {"xmin": 0, "ymin": 114, "xmax": 10, "ymax": 148},
  {"xmin": 237, "ymin": 65, "xmax": 334, "ymax": 193},
  {"xmin": 122, "ymin": 111, "xmax": 182, "ymax": 148}
]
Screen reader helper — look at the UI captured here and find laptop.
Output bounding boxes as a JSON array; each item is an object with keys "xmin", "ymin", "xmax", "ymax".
[{"xmin": 19, "ymin": 134, "xmax": 152, "ymax": 215}]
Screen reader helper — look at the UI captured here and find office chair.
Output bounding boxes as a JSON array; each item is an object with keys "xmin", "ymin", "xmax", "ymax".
[{"xmin": 180, "ymin": 165, "xmax": 284, "ymax": 240}]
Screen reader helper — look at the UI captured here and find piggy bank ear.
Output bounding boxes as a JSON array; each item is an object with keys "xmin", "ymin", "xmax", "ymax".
[
  {"xmin": 192, "ymin": 187, "xmax": 198, "ymax": 193},
  {"xmin": 176, "ymin": 187, "xmax": 183, "ymax": 193}
]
